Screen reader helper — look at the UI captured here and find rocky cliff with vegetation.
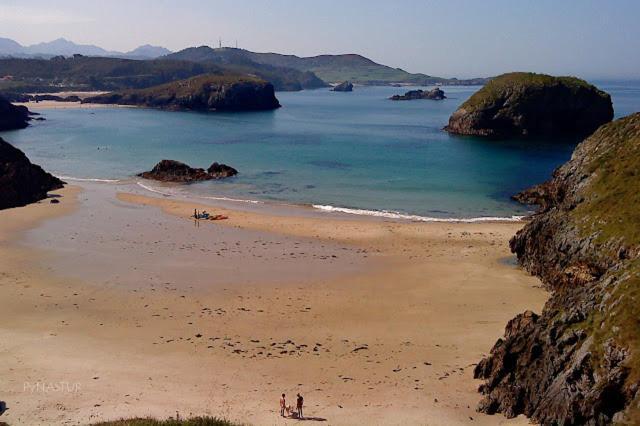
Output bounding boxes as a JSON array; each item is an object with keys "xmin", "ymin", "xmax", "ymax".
[
  {"xmin": 474, "ymin": 113, "xmax": 640, "ymax": 424},
  {"xmin": 445, "ymin": 73, "xmax": 613, "ymax": 138},
  {"xmin": 84, "ymin": 74, "xmax": 280, "ymax": 112},
  {"xmin": 0, "ymin": 137, "xmax": 64, "ymax": 209}
]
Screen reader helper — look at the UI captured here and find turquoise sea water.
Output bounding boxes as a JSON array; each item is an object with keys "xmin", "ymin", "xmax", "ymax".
[{"xmin": 2, "ymin": 82, "xmax": 639, "ymax": 219}]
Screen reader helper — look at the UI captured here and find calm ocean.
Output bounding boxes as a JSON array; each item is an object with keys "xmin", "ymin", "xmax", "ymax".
[{"xmin": 2, "ymin": 82, "xmax": 639, "ymax": 220}]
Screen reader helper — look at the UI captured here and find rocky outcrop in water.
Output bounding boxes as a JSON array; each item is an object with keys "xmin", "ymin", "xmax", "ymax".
[
  {"xmin": 0, "ymin": 137, "xmax": 64, "ymax": 209},
  {"xmin": 331, "ymin": 81, "xmax": 353, "ymax": 92},
  {"xmin": 0, "ymin": 95, "xmax": 32, "ymax": 131},
  {"xmin": 474, "ymin": 113, "xmax": 640, "ymax": 424},
  {"xmin": 138, "ymin": 160, "xmax": 238, "ymax": 183},
  {"xmin": 389, "ymin": 88, "xmax": 445, "ymax": 101},
  {"xmin": 445, "ymin": 72, "xmax": 613, "ymax": 138},
  {"xmin": 84, "ymin": 74, "xmax": 280, "ymax": 112}
]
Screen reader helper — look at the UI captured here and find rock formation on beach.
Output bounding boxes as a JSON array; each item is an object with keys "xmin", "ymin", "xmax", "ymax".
[
  {"xmin": 445, "ymin": 72, "xmax": 613, "ymax": 138},
  {"xmin": 389, "ymin": 88, "xmax": 445, "ymax": 101},
  {"xmin": 83, "ymin": 74, "xmax": 281, "ymax": 112},
  {"xmin": 0, "ymin": 95, "xmax": 32, "ymax": 131},
  {"xmin": 0, "ymin": 137, "xmax": 65, "ymax": 209},
  {"xmin": 138, "ymin": 159, "xmax": 238, "ymax": 183},
  {"xmin": 331, "ymin": 81, "xmax": 353, "ymax": 92},
  {"xmin": 474, "ymin": 113, "xmax": 640, "ymax": 424}
]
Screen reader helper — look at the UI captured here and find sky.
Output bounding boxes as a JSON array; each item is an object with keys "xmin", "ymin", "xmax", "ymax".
[{"xmin": 0, "ymin": 0, "xmax": 638, "ymax": 79}]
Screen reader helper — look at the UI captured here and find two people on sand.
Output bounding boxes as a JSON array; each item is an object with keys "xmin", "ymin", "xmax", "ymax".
[{"xmin": 280, "ymin": 393, "xmax": 303, "ymax": 419}]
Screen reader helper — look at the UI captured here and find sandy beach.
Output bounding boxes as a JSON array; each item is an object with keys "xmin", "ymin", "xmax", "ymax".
[
  {"xmin": 14, "ymin": 91, "xmax": 119, "ymax": 110},
  {"xmin": 0, "ymin": 182, "xmax": 547, "ymax": 425}
]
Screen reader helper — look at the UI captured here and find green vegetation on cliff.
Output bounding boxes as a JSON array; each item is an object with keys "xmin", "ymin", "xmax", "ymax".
[
  {"xmin": 462, "ymin": 72, "xmax": 600, "ymax": 109},
  {"xmin": 570, "ymin": 113, "xmax": 640, "ymax": 422},
  {"xmin": 574, "ymin": 114, "xmax": 640, "ymax": 247},
  {"xmin": 476, "ymin": 113, "xmax": 640, "ymax": 424},
  {"xmin": 446, "ymin": 72, "xmax": 613, "ymax": 138}
]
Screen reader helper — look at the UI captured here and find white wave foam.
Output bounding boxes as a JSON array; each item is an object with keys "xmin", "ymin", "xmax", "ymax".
[
  {"xmin": 312, "ymin": 204, "xmax": 525, "ymax": 223},
  {"xmin": 57, "ymin": 175, "xmax": 121, "ymax": 183},
  {"xmin": 136, "ymin": 182, "xmax": 175, "ymax": 196},
  {"xmin": 200, "ymin": 195, "xmax": 263, "ymax": 204}
]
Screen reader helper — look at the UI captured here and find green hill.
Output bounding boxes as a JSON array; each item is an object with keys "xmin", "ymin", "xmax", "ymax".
[
  {"xmin": 164, "ymin": 47, "xmax": 487, "ymax": 86},
  {"xmin": 0, "ymin": 54, "xmax": 325, "ymax": 94},
  {"xmin": 0, "ymin": 55, "xmax": 224, "ymax": 94},
  {"xmin": 163, "ymin": 47, "xmax": 326, "ymax": 91}
]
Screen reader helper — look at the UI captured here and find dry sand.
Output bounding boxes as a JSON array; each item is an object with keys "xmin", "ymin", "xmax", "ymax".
[{"xmin": 0, "ymin": 183, "xmax": 547, "ymax": 425}]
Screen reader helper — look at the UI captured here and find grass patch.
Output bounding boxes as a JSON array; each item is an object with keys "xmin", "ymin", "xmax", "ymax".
[
  {"xmin": 571, "ymin": 113, "xmax": 640, "ymax": 249},
  {"xmin": 461, "ymin": 72, "xmax": 607, "ymax": 110}
]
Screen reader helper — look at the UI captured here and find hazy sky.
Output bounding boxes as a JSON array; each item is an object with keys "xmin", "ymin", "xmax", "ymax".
[{"xmin": 1, "ymin": 0, "xmax": 638, "ymax": 79}]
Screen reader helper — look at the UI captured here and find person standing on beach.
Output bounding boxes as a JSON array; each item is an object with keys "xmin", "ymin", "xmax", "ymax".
[
  {"xmin": 280, "ymin": 393, "xmax": 286, "ymax": 417},
  {"xmin": 296, "ymin": 393, "xmax": 304, "ymax": 419}
]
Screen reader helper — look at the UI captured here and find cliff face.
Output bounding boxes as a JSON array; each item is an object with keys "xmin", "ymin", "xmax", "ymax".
[
  {"xmin": 475, "ymin": 113, "xmax": 640, "ymax": 424},
  {"xmin": 84, "ymin": 74, "xmax": 281, "ymax": 112},
  {"xmin": 0, "ymin": 95, "xmax": 31, "ymax": 131},
  {"xmin": 0, "ymin": 137, "xmax": 64, "ymax": 209},
  {"xmin": 445, "ymin": 73, "xmax": 613, "ymax": 138}
]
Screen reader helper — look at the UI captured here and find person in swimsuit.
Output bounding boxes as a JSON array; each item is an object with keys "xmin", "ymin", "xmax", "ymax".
[
  {"xmin": 296, "ymin": 393, "xmax": 304, "ymax": 419},
  {"xmin": 280, "ymin": 393, "xmax": 286, "ymax": 417}
]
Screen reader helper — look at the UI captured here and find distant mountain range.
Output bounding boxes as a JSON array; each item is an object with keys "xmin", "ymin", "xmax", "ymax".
[{"xmin": 0, "ymin": 37, "xmax": 172, "ymax": 59}]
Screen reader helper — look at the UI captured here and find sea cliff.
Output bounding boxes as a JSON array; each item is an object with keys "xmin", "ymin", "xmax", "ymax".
[
  {"xmin": 445, "ymin": 72, "xmax": 613, "ymax": 138},
  {"xmin": 0, "ymin": 95, "xmax": 32, "ymax": 131},
  {"xmin": 84, "ymin": 74, "xmax": 281, "ymax": 112},
  {"xmin": 0, "ymin": 137, "xmax": 64, "ymax": 209},
  {"xmin": 475, "ymin": 113, "xmax": 640, "ymax": 424}
]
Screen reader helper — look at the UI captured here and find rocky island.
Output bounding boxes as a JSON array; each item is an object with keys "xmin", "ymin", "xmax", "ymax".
[
  {"xmin": 0, "ymin": 95, "xmax": 33, "ymax": 131},
  {"xmin": 138, "ymin": 159, "xmax": 238, "ymax": 183},
  {"xmin": 83, "ymin": 74, "xmax": 281, "ymax": 112},
  {"xmin": 474, "ymin": 113, "xmax": 640, "ymax": 424},
  {"xmin": 445, "ymin": 72, "xmax": 613, "ymax": 138},
  {"xmin": 331, "ymin": 81, "xmax": 353, "ymax": 92},
  {"xmin": 0, "ymin": 137, "xmax": 65, "ymax": 209},
  {"xmin": 389, "ymin": 88, "xmax": 445, "ymax": 101}
]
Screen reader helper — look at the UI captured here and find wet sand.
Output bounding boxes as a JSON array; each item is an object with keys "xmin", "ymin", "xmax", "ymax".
[{"xmin": 0, "ymin": 182, "xmax": 547, "ymax": 425}]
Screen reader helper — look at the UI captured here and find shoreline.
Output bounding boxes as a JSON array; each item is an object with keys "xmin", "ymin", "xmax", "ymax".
[
  {"xmin": 0, "ymin": 181, "xmax": 547, "ymax": 425},
  {"xmin": 58, "ymin": 176, "xmax": 532, "ymax": 224}
]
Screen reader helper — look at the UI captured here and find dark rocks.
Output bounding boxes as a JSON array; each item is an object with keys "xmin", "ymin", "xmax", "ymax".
[
  {"xmin": 84, "ymin": 74, "xmax": 281, "ymax": 112},
  {"xmin": 207, "ymin": 162, "xmax": 238, "ymax": 178},
  {"xmin": 390, "ymin": 88, "xmax": 445, "ymax": 101},
  {"xmin": 138, "ymin": 159, "xmax": 238, "ymax": 183},
  {"xmin": 445, "ymin": 72, "xmax": 613, "ymax": 138},
  {"xmin": 0, "ymin": 95, "xmax": 32, "ymax": 131},
  {"xmin": 331, "ymin": 81, "xmax": 353, "ymax": 92},
  {"xmin": 32, "ymin": 94, "xmax": 81, "ymax": 103},
  {"xmin": 475, "ymin": 113, "xmax": 640, "ymax": 424},
  {"xmin": 0, "ymin": 137, "xmax": 64, "ymax": 210}
]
